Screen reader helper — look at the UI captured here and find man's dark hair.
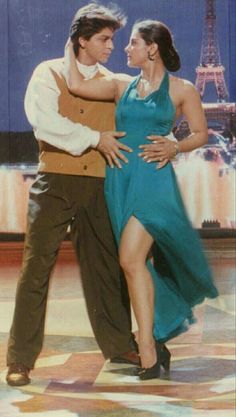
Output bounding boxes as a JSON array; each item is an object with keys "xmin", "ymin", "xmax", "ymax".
[{"xmin": 70, "ymin": 2, "xmax": 126, "ymax": 55}]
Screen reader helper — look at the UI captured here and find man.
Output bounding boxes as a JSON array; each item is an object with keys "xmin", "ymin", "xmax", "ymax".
[{"xmin": 6, "ymin": 3, "xmax": 139, "ymax": 387}]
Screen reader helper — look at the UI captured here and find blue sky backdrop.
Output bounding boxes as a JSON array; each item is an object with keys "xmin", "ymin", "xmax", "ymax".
[{"xmin": 0, "ymin": 0, "xmax": 235, "ymax": 131}]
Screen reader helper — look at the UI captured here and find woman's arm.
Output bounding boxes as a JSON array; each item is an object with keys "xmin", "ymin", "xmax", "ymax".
[
  {"xmin": 64, "ymin": 40, "xmax": 129, "ymax": 101},
  {"xmin": 176, "ymin": 80, "xmax": 208, "ymax": 153}
]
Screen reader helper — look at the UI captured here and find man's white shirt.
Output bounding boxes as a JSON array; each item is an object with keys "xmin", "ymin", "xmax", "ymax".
[{"xmin": 24, "ymin": 59, "xmax": 101, "ymax": 156}]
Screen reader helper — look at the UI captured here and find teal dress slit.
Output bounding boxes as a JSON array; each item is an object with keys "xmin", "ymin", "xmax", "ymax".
[{"xmin": 104, "ymin": 72, "xmax": 218, "ymax": 342}]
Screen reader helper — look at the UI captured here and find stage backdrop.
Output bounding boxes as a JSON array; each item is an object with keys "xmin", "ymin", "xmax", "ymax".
[{"xmin": 0, "ymin": 0, "xmax": 235, "ymax": 235}]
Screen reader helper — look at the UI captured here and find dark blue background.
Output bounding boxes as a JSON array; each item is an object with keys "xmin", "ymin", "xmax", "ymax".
[{"xmin": 1, "ymin": 0, "xmax": 235, "ymax": 132}]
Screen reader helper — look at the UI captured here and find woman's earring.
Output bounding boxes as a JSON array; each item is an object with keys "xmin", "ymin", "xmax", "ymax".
[{"xmin": 148, "ymin": 51, "xmax": 155, "ymax": 61}]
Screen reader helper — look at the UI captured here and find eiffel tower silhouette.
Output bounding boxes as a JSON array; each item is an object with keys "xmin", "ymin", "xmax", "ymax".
[
  {"xmin": 196, "ymin": 0, "xmax": 228, "ymax": 101},
  {"xmin": 175, "ymin": 0, "xmax": 236, "ymax": 138}
]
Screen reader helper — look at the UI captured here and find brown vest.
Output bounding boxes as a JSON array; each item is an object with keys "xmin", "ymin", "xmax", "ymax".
[{"xmin": 38, "ymin": 66, "xmax": 115, "ymax": 177}]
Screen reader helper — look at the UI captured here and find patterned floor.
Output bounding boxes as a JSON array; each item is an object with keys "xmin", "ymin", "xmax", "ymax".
[{"xmin": 0, "ymin": 245, "xmax": 235, "ymax": 417}]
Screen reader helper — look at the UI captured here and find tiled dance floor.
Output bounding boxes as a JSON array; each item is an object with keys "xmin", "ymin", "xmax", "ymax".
[{"xmin": 0, "ymin": 242, "xmax": 235, "ymax": 417}]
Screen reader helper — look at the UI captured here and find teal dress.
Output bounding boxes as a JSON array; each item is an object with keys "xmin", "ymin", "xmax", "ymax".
[{"xmin": 105, "ymin": 72, "xmax": 218, "ymax": 342}]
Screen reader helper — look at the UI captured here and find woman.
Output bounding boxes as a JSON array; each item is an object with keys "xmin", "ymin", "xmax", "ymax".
[{"xmin": 65, "ymin": 19, "xmax": 218, "ymax": 380}]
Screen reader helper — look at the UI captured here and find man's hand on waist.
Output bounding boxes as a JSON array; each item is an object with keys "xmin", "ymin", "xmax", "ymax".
[{"xmin": 97, "ymin": 131, "xmax": 133, "ymax": 168}]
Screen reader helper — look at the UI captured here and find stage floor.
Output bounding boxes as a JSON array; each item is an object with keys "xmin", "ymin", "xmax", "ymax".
[{"xmin": 0, "ymin": 243, "xmax": 235, "ymax": 417}]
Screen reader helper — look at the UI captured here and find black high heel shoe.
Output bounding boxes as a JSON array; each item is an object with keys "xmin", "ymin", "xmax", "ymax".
[
  {"xmin": 160, "ymin": 343, "xmax": 171, "ymax": 373},
  {"xmin": 138, "ymin": 342, "xmax": 171, "ymax": 381}
]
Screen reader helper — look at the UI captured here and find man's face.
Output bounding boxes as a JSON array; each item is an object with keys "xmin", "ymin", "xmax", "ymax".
[{"xmin": 78, "ymin": 27, "xmax": 114, "ymax": 64}]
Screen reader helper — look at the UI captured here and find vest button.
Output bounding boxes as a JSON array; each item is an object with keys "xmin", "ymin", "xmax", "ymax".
[
  {"xmin": 83, "ymin": 165, "xmax": 87, "ymax": 170},
  {"xmin": 79, "ymin": 109, "xmax": 84, "ymax": 114}
]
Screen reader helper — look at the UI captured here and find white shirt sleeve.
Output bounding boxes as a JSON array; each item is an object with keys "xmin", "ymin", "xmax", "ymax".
[
  {"xmin": 166, "ymin": 131, "xmax": 177, "ymax": 142},
  {"xmin": 24, "ymin": 61, "xmax": 100, "ymax": 155}
]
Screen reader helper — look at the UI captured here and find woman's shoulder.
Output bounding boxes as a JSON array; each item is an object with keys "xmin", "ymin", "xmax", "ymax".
[
  {"xmin": 169, "ymin": 74, "xmax": 194, "ymax": 89},
  {"xmin": 169, "ymin": 75, "xmax": 199, "ymax": 98},
  {"xmin": 115, "ymin": 74, "xmax": 136, "ymax": 100},
  {"xmin": 169, "ymin": 75, "xmax": 196, "ymax": 91}
]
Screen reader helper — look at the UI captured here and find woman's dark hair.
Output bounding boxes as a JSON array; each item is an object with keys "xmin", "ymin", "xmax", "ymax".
[
  {"xmin": 70, "ymin": 2, "xmax": 127, "ymax": 56},
  {"xmin": 133, "ymin": 20, "xmax": 181, "ymax": 72}
]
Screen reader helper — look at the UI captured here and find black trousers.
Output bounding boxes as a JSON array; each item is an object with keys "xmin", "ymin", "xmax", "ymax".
[{"xmin": 7, "ymin": 173, "xmax": 134, "ymax": 368}]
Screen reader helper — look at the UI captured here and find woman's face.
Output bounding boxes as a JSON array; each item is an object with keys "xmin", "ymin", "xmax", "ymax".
[{"xmin": 125, "ymin": 29, "xmax": 150, "ymax": 68}]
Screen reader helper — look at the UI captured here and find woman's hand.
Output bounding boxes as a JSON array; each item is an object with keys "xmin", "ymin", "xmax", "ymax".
[
  {"xmin": 64, "ymin": 36, "xmax": 83, "ymax": 94},
  {"xmin": 64, "ymin": 37, "xmax": 72, "ymax": 55},
  {"xmin": 64, "ymin": 38, "xmax": 75, "ymax": 65},
  {"xmin": 138, "ymin": 135, "xmax": 178, "ymax": 169}
]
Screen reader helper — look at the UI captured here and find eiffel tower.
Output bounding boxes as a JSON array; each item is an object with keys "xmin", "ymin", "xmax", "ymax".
[
  {"xmin": 195, "ymin": 0, "xmax": 228, "ymax": 101},
  {"xmin": 175, "ymin": 0, "xmax": 236, "ymax": 138}
]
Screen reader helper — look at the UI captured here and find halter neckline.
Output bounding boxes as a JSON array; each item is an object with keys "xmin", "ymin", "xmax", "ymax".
[{"xmin": 134, "ymin": 71, "xmax": 168, "ymax": 100}]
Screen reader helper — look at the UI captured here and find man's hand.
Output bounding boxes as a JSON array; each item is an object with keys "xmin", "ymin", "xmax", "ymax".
[
  {"xmin": 97, "ymin": 131, "xmax": 132, "ymax": 168},
  {"xmin": 138, "ymin": 135, "xmax": 178, "ymax": 169}
]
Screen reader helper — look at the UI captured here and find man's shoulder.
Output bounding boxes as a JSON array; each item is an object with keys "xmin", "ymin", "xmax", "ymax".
[{"xmin": 33, "ymin": 58, "xmax": 65, "ymax": 76}]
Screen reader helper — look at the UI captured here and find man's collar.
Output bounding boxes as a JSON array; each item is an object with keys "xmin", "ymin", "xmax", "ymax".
[{"xmin": 76, "ymin": 60, "xmax": 99, "ymax": 79}]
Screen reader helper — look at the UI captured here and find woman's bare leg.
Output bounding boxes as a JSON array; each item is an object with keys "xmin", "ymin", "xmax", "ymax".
[{"xmin": 119, "ymin": 216, "xmax": 156, "ymax": 369}]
